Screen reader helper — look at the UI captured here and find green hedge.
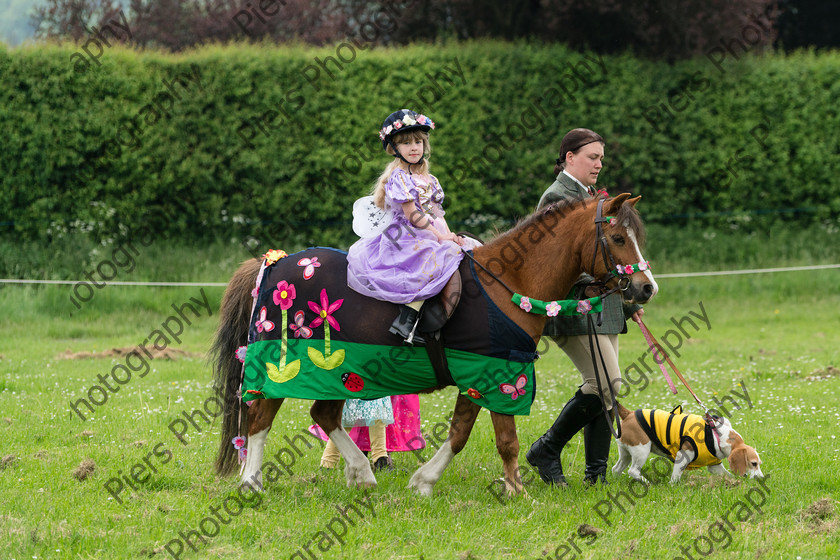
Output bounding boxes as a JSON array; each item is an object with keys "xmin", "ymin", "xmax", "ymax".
[{"xmin": 1, "ymin": 41, "xmax": 838, "ymax": 249}]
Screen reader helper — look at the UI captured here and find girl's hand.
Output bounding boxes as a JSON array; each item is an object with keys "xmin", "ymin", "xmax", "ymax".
[
  {"xmin": 631, "ymin": 309, "xmax": 644, "ymax": 323},
  {"xmin": 438, "ymin": 232, "xmax": 463, "ymax": 246}
]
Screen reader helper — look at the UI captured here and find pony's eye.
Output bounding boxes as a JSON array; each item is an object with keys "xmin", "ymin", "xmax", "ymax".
[{"xmin": 611, "ymin": 235, "xmax": 625, "ymax": 246}]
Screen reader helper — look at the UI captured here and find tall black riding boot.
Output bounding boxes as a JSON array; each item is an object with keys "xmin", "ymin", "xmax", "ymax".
[
  {"xmin": 526, "ymin": 390, "xmax": 603, "ymax": 486},
  {"xmin": 388, "ymin": 305, "xmax": 424, "ymax": 345},
  {"xmin": 583, "ymin": 409, "xmax": 612, "ymax": 486}
]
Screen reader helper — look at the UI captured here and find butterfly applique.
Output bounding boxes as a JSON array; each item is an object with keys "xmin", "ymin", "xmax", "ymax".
[
  {"xmin": 499, "ymin": 374, "xmax": 528, "ymax": 400},
  {"xmin": 289, "ymin": 310, "xmax": 313, "ymax": 339},
  {"xmin": 255, "ymin": 306, "xmax": 275, "ymax": 333},
  {"xmin": 297, "ymin": 257, "xmax": 321, "ymax": 280}
]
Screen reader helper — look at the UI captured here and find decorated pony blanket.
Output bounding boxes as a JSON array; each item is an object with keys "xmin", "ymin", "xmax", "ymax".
[{"xmin": 241, "ymin": 247, "xmax": 538, "ymax": 415}]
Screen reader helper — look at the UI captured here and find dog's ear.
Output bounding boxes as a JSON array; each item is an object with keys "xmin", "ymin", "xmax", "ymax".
[
  {"xmin": 728, "ymin": 447, "xmax": 747, "ymax": 476},
  {"xmin": 727, "ymin": 429, "xmax": 744, "ymax": 447}
]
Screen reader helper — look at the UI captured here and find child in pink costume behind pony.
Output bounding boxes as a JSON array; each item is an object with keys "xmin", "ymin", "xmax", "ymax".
[{"xmin": 310, "ymin": 394, "xmax": 425, "ymax": 471}]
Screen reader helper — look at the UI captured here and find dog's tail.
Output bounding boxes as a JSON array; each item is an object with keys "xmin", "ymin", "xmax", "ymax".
[{"xmin": 615, "ymin": 401, "xmax": 633, "ymax": 420}]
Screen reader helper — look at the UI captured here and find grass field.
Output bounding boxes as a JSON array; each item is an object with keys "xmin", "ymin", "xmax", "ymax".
[{"xmin": 1, "ymin": 233, "xmax": 839, "ymax": 560}]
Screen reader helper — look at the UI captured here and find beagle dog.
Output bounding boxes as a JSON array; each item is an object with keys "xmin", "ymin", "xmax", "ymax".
[{"xmin": 612, "ymin": 402, "xmax": 763, "ymax": 484}]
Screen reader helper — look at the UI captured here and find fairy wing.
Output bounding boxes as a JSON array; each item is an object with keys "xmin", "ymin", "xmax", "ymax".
[{"xmin": 352, "ymin": 196, "xmax": 389, "ymax": 238}]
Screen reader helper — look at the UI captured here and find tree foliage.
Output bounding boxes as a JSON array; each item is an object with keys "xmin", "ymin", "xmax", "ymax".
[
  {"xmin": 2, "ymin": 43, "xmax": 838, "ymax": 246},
  {"xmin": 32, "ymin": 0, "xmax": 124, "ymax": 43},
  {"xmin": 29, "ymin": 0, "xmax": 789, "ymax": 59}
]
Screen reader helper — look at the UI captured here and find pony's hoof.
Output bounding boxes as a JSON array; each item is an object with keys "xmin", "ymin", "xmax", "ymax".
[
  {"xmin": 240, "ymin": 477, "xmax": 264, "ymax": 492},
  {"xmin": 408, "ymin": 475, "xmax": 434, "ymax": 496},
  {"xmin": 346, "ymin": 478, "xmax": 377, "ymax": 489},
  {"xmin": 345, "ymin": 466, "xmax": 377, "ymax": 489}
]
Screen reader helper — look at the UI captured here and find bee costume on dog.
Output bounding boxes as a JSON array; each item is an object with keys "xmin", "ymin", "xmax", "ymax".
[{"xmin": 636, "ymin": 405, "xmax": 722, "ymax": 468}]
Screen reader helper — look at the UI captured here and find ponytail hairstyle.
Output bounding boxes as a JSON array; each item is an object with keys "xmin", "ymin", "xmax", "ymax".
[
  {"xmin": 553, "ymin": 128, "xmax": 605, "ymax": 176},
  {"xmin": 371, "ymin": 129, "xmax": 431, "ymax": 209}
]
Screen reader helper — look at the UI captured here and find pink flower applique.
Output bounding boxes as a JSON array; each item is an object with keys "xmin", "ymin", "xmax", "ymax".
[
  {"xmin": 235, "ymin": 346, "xmax": 247, "ymax": 363},
  {"xmin": 232, "ymin": 436, "xmax": 246, "ymax": 449},
  {"xmin": 255, "ymin": 306, "xmax": 274, "ymax": 333},
  {"xmin": 297, "ymin": 257, "xmax": 320, "ymax": 280},
  {"xmin": 289, "ymin": 310, "xmax": 313, "ymax": 339},
  {"xmin": 577, "ymin": 300, "xmax": 593, "ymax": 314},
  {"xmin": 624, "ymin": 264, "xmax": 635, "ymax": 275},
  {"xmin": 639, "ymin": 261, "xmax": 650, "ymax": 271},
  {"xmin": 393, "ymin": 120, "xmax": 402, "ymax": 129},
  {"xmin": 238, "ymin": 448, "xmax": 247, "ymax": 461},
  {"xmin": 273, "ymin": 280, "xmax": 296, "ymax": 310},
  {"xmin": 308, "ymin": 289, "xmax": 344, "ymax": 332},
  {"xmin": 519, "ymin": 297, "xmax": 532, "ymax": 312},
  {"xmin": 545, "ymin": 301, "xmax": 561, "ymax": 317}
]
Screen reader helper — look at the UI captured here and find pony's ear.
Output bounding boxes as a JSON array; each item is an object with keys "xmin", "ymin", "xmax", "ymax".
[
  {"xmin": 626, "ymin": 196, "xmax": 641, "ymax": 208},
  {"xmin": 728, "ymin": 447, "xmax": 747, "ymax": 476},
  {"xmin": 605, "ymin": 193, "xmax": 631, "ymax": 214}
]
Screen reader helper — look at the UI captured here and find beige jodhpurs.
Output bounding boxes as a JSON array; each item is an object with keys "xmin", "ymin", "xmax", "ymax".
[{"xmin": 551, "ymin": 334, "xmax": 622, "ymax": 409}]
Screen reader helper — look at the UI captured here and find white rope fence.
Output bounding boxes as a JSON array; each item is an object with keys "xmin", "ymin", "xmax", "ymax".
[
  {"xmin": 654, "ymin": 263, "xmax": 840, "ymax": 278},
  {"xmin": 0, "ymin": 263, "xmax": 838, "ymax": 287},
  {"xmin": 0, "ymin": 279, "xmax": 228, "ymax": 287}
]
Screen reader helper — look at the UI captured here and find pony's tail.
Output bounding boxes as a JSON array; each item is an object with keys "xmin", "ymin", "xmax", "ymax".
[{"xmin": 209, "ymin": 257, "xmax": 261, "ymax": 477}]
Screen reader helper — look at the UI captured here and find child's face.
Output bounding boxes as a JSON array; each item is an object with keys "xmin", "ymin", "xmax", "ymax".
[{"xmin": 396, "ymin": 138, "xmax": 425, "ymax": 164}]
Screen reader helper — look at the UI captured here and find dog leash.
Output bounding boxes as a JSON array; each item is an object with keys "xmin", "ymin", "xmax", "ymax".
[
  {"xmin": 637, "ymin": 318, "xmax": 677, "ymax": 394},
  {"xmin": 636, "ymin": 318, "xmax": 723, "ymax": 443}
]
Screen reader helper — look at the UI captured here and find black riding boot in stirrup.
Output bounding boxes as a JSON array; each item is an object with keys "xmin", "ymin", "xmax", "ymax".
[
  {"xmin": 388, "ymin": 305, "xmax": 424, "ymax": 345},
  {"xmin": 583, "ymin": 410, "xmax": 612, "ymax": 486},
  {"xmin": 526, "ymin": 389, "xmax": 603, "ymax": 486}
]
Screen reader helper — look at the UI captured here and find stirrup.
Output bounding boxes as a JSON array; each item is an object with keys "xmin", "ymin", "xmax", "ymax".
[{"xmin": 388, "ymin": 305, "xmax": 424, "ymax": 345}]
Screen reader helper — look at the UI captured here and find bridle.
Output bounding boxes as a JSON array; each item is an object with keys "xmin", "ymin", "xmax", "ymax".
[{"xmin": 590, "ymin": 197, "xmax": 649, "ymax": 297}]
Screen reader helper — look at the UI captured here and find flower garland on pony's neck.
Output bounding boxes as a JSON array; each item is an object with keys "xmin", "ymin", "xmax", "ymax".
[{"xmin": 511, "ymin": 260, "xmax": 651, "ymax": 316}]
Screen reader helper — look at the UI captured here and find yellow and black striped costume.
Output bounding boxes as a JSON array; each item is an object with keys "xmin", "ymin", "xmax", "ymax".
[{"xmin": 635, "ymin": 405, "xmax": 721, "ymax": 468}]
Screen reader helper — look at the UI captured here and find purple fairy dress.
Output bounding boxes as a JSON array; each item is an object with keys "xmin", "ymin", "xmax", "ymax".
[{"xmin": 347, "ymin": 168, "xmax": 464, "ymax": 304}]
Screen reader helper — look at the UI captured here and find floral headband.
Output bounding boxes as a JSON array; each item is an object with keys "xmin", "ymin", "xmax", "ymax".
[{"xmin": 379, "ymin": 113, "xmax": 435, "ymax": 141}]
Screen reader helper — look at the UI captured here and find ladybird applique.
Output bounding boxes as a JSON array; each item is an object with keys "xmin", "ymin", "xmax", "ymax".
[{"xmin": 341, "ymin": 372, "xmax": 364, "ymax": 392}]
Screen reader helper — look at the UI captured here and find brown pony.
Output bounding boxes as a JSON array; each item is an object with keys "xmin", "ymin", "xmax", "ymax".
[{"xmin": 210, "ymin": 194, "xmax": 657, "ymax": 496}]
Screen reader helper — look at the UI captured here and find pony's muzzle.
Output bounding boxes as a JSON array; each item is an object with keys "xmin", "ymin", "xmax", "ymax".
[{"xmin": 624, "ymin": 279, "xmax": 656, "ymax": 304}]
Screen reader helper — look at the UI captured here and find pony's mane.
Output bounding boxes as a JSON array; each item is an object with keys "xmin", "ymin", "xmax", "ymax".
[
  {"xmin": 486, "ymin": 195, "xmax": 645, "ymax": 247},
  {"xmin": 486, "ymin": 196, "xmax": 593, "ymax": 244}
]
